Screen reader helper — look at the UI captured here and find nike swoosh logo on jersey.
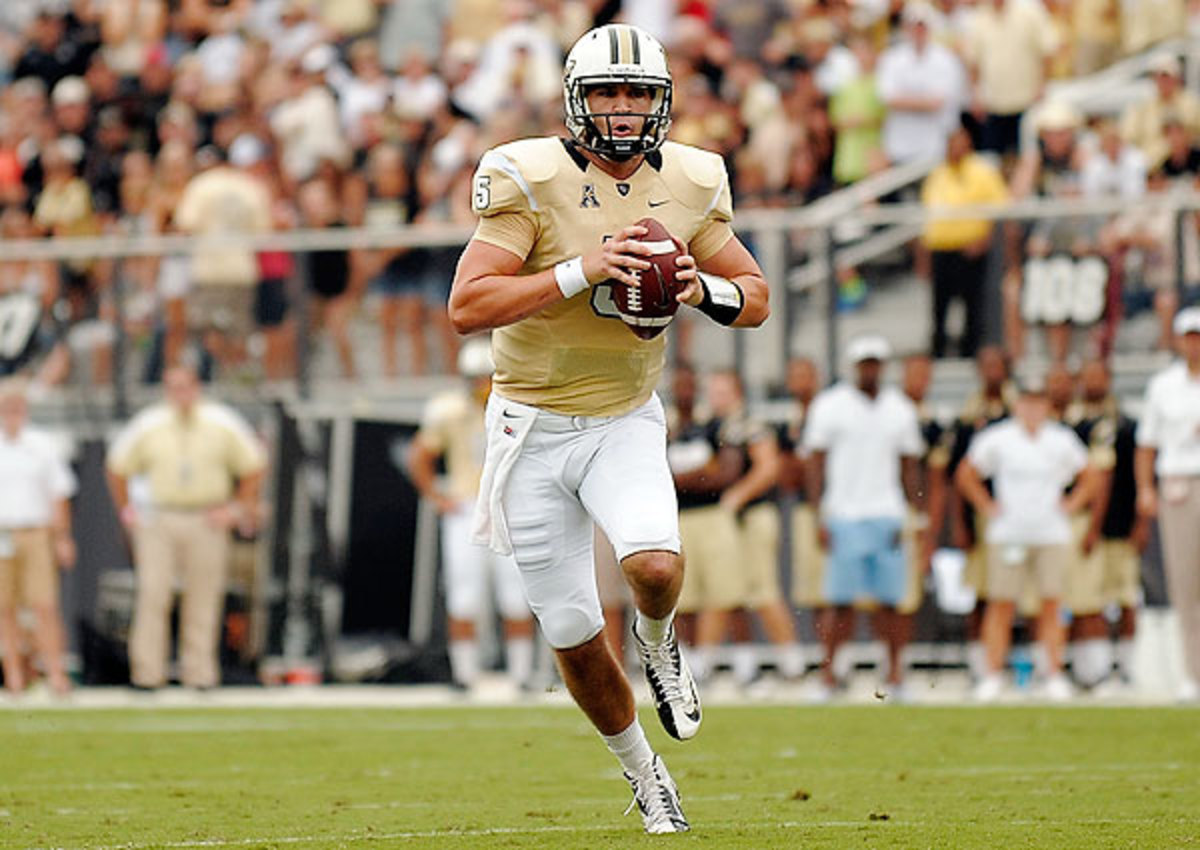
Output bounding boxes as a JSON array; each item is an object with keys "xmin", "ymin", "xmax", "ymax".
[{"xmin": 648, "ymin": 199, "xmax": 670, "ymax": 208}]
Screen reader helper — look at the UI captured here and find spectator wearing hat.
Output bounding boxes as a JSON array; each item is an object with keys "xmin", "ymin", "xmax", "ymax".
[
  {"xmin": 804, "ymin": 335, "xmax": 924, "ymax": 700},
  {"xmin": 956, "ymin": 374, "xmax": 1096, "ymax": 702},
  {"xmin": 50, "ymin": 76, "xmax": 92, "ymax": 144},
  {"xmin": 944, "ymin": 346, "xmax": 1016, "ymax": 680},
  {"xmin": 963, "ymin": 0, "xmax": 1059, "ymax": 157},
  {"xmin": 1120, "ymin": 55, "xmax": 1200, "ymax": 168},
  {"xmin": 876, "ymin": 4, "xmax": 965, "ymax": 166},
  {"xmin": 1008, "ymin": 101, "xmax": 1090, "ymax": 362},
  {"xmin": 921, "ymin": 123, "xmax": 1009, "ymax": 359},
  {"xmin": 270, "ymin": 44, "xmax": 351, "ymax": 185},
  {"xmin": 407, "ymin": 337, "xmax": 535, "ymax": 691},
  {"xmin": 1136, "ymin": 307, "xmax": 1200, "ymax": 702},
  {"xmin": 0, "ymin": 378, "xmax": 77, "ymax": 696}
]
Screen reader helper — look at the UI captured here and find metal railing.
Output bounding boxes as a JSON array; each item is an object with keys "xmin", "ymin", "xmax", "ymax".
[{"xmin": 5, "ymin": 189, "xmax": 1198, "ymax": 408}]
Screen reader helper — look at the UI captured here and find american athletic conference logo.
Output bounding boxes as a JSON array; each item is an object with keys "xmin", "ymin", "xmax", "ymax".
[{"xmin": 581, "ymin": 183, "xmax": 600, "ymax": 209}]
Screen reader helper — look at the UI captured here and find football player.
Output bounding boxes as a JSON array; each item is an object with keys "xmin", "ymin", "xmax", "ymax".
[
  {"xmin": 450, "ymin": 24, "xmax": 768, "ymax": 834},
  {"xmin": 407, "ymin": 338, "xmax": 535, "ymax": 693}
]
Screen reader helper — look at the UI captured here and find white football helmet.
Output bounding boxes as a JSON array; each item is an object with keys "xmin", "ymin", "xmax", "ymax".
[{"xmin": 563, "ymin": 24, "xmax": 672, "ymax": 160}]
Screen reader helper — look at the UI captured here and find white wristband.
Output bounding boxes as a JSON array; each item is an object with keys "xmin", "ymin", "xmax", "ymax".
[{"xmin": 554, "ymin": 256, "xmax": 590, "ymax": 299}]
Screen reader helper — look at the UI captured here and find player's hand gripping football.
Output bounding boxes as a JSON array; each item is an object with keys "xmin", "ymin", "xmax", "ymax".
[
  {"xmin": 582, "ymin": 224, "xmax": 653, "ymax": 287},
  {"xmin": 674, "ymin": 252, "xmax": 703, "ymax": 307}
]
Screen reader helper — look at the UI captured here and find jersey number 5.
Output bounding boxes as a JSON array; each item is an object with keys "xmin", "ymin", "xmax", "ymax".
[{"xmin": 473, "ymin": 175, "xmax": 491, "ymax": 211}]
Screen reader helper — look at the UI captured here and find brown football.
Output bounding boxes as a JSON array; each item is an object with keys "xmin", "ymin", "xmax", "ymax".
[{"xmin": 611, "ymin": 217, "xmax": 687, "ymax": 340}]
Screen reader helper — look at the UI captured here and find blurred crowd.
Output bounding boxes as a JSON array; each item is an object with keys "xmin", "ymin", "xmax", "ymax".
[
  {"xmin": 657, "ymin": 327, "xmax": 1200, "ymax": 702},
  {"xmin": 0, "ymin": 0, "xmax": 1197, "ymax": 386}
]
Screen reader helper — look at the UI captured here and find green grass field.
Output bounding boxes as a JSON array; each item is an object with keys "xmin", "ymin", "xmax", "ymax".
[{"xmin": 3, "ymin": 704, "xmax": 1199, "ymax": 849}]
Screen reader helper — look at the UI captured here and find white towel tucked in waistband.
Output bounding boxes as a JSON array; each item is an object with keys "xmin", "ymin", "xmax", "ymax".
[{"xmin": 471, "ymin": 398, "xmax": 538, "ymax": 555}]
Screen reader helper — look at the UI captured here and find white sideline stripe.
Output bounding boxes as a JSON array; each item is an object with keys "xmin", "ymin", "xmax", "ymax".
[
  {"xmin": 36, "ymin": 816, "xmax": 1196, "ymax": 849},
  {"xmin": 4, "ymin": 761, "xmax": 1184, "ymax": 794}
]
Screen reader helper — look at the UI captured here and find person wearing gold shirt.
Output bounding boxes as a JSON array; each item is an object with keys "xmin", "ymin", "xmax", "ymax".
[{"xmin": 449, "ymin": 24, "xmax": 768, "ymax": 835}]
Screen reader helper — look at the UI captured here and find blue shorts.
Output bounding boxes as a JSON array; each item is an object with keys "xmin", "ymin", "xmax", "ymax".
[{"xmin": 825, "ymin": 518, "xmax": 907, "ymax": 606}]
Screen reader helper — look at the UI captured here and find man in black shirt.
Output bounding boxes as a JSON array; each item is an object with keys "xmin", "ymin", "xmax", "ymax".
[
  {"xmin": 13, "ymin": 12, "xmax": 91, "ymax": 91},
  {"xmin": 670, "ymin": 369, "xmax": 803, "ymax": 685},
  {"xmin": 946, "ymin": 346, "xmax": 1015, "ymax": 681},
  {"xmin": 1068, "ymin": 360, "xmax": 1145, "ymax": 688},
  {"xmin": 899, "ymin": 354, "xmax": 951, "ymax": 624},
  {"xmin": 778, "ymin": 358, "xmax": 825, "ymax": 618}
]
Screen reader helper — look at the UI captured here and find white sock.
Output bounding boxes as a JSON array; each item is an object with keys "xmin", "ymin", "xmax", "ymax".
[
  {"xmin": 966, "ymin": 642, "xmax": 987, "ymax": 681},
  {"xmin": 602, "ymin": 718, "xmax": 655, "ymax": 776},
  {"xmin": 1073, "ymin": 639, "xmax": 1112, "ymax": 687},
  {"xmin": 732, "ymin": 643, "xmax": 759, "ymax": 684},
  {"xmin": 831, "ymin": 644, "xmax": 854, "ymax": 682},
  {"xmin": 448, "ymin": 640, "xmax": 479, "ymax": 687},
  {"xmin": 635, "ymin": 609, "xmax": 674, "ymax": 646},
  {"xmin": 1115, "ymin": 639, "xmax": 1135, "ymax": 678},
  {"xmin": 777, "ymin": 643, "xmax": 807, "ymax": 679},
  {"xmin": 505, "ymin": 636, "xmax": 534, "ymax": 687},
  {"xmin": 689, "ymin": 646, "xmax": 713, "ymax": 681}
]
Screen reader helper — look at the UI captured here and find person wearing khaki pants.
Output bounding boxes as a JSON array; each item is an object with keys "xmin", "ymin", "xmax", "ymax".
[
  {"xmin": 0, "ymin": 378, "xmax": 77, "ymax": 696},
  {"xmin": 957, "ymin": 376, "xmax": 1095, "ymax": 702},
  {"xmin": 1135, "ymin": 307, "xmax": 1200, "ymax": 702},
  {"xmin": 128, "ymin": 511, "xmax": 232, "ymax": 689},
  {"xmin": 107, "ymin": 365, "xmax": 266, "ymax": 690}
]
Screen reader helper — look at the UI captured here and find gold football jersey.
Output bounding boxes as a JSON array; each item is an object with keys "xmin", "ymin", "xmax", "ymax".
[
  {"xmin": 469, "ymin": 137, "xmax": 734, "ymax": 416},
  {"xmin": 415, "ymin": 390, "xmax": 487, "ymax": 503}
]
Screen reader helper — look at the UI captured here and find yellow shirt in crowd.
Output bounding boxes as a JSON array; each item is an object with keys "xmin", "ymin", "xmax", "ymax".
[{"xmin": 922, "ymin": 153, "xmax": 1010, "ymax": 252}]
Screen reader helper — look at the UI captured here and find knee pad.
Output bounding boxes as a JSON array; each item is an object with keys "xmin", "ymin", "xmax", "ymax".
[{"xmin": 537, "ymin": 599, "xmax": 604, "ymax": 650}]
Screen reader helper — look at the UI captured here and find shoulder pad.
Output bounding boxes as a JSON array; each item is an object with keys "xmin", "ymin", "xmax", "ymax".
[
  {"xmin": 659, "ymin": 141, "xmax": 732, "ymax": 221},
  {"xmin": 472, "ymin": 139, "xmax": 564, "ymax": 217}
]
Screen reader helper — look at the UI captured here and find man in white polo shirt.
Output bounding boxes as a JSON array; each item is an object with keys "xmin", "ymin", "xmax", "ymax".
[
  {"xmin": 956, "ymin": 375, "xmax": 1094, "ymax": 702},
  {"xmin": 1136, "ymin": 307, "xmax": 1200, "ymax": 702},
  {"xmin": 0, "ymin": 378, "xmax": 77, "ymax": 696},
  {"xmin": 804, "ymin": 335, "xmax": 923, "ymax": 699}
]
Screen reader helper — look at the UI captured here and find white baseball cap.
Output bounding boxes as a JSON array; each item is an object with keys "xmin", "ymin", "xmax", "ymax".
[
  {"xmin": 846, "ymin": 334, "xmax": 892, "ymax": 364},
  {"xmin": 51, "ymin": 75, "xmax": 89, "ymax": 106},
  {"xmin": 1148, "ymin": 54, "xmax": 1182, "ymax": 77},
  {"xmin": 228, "ymin": 134, "xmax": 266, "ymax": 168},
  {"xmin": 1173, "ymin": 306, "xmax": 1200, "ymax": 336},
  {"xmin": 301, "ymin": 43, "xmax": 336, "ymax": 75}
]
